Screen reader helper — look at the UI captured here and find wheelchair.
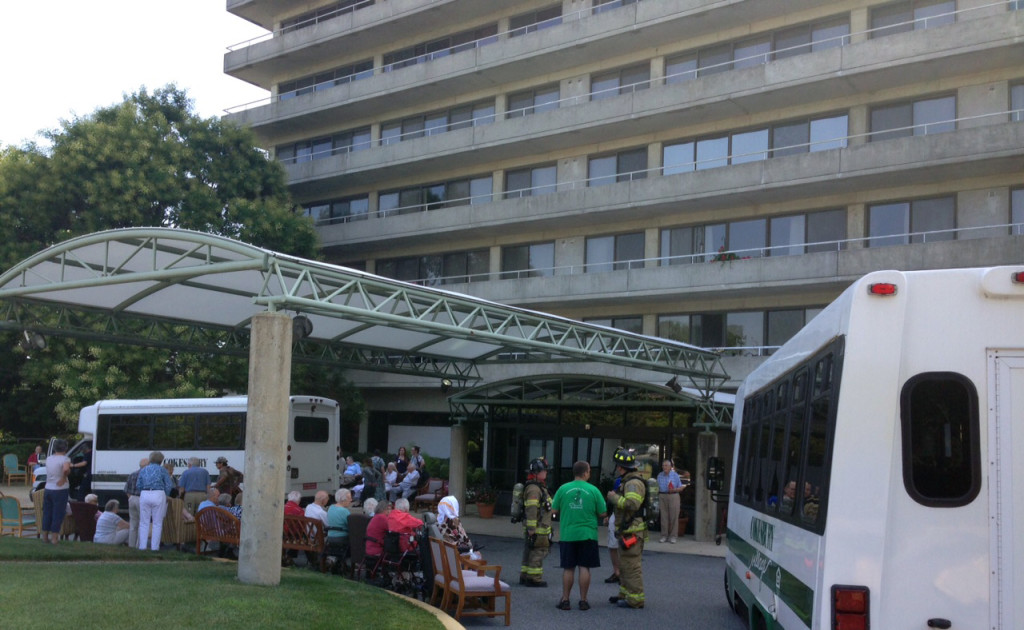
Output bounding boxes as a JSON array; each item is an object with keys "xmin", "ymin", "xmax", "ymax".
[{"xmin": 366, "ymin": 529, "xmax": 426, "ymax": 599}]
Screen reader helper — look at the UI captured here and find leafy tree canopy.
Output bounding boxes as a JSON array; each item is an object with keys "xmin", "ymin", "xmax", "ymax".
[{"xmin": 0, "ymin": 85, "xmax": 344, "ymax": 434}]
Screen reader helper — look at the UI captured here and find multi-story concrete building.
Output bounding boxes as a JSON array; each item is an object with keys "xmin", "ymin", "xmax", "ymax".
[{"xmin": 225, "ymin": 0, "xmax": 1024, "ymax": 492}]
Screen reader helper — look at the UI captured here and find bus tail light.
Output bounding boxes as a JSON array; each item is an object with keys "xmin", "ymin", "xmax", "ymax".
[
  {"xmin": 832, "ymin": 585, "xmax": 869, "ymax": 630},
  {"xmin": 868, "ymin": 282, "xmax": 897, "ymax": 296},
  {"xmin": 1011, "ymin": 271, "xmax": 1024, "ymax": 284}
]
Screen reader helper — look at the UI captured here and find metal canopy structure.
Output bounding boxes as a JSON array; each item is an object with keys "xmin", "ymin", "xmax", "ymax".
[{"xmin": 0, "ymin": 228, "xmax": 729, "ymax": 395}]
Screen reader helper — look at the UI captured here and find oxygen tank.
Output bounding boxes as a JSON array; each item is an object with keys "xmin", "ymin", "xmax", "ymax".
[
  {"xmin": 510, "ymin": 482, "xmax": 525, "ymax": 523},
  {"xmin": 645, "ymin": 476, "xmax": 660, "ymax": 528}
]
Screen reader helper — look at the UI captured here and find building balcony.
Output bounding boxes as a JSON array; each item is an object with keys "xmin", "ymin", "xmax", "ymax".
[{"xmin": 269, "ymin": 11, "xmax": 1023, "ymax": 198}]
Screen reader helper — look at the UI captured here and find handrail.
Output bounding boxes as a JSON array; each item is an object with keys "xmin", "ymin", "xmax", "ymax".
[{"xmin": 224, "ymin": 0, "xmax": 1017, "ymax": 114}]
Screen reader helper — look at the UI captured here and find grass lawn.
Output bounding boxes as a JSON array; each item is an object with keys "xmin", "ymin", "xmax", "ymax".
[{"xmin": 0, "ymin": 537, "xmax": 445, "ymax": 630}]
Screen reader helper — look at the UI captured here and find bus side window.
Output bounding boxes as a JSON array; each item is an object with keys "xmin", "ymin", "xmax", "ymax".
[
  {"xmin": 900, "ymin": 372, "xmax": 981, "ymax": 507},
  {"xmin": 780, "ymin": 369, "xmax": 808, "ymax": 517}
]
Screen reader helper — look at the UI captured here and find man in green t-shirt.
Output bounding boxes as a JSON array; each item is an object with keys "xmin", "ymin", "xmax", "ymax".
[{"xmin": 551, "ymin": 460, "xmax": 607, "ymax": 611}]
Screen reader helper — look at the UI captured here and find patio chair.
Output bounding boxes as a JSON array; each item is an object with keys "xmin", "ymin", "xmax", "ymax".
[
  {"xmin": 413, "ymin": 479, "xmax": 448, "ymax": 512},
  {"xmin": 69, "ymin": 501, "xmax": 99, "ymax": 542},
  {"xmin": 31, "ymin": 489, "xmax": 75, "ymax": 539},
  {"xmin": 440, "ymin": 539, "xmax": 511, "ymax": 625},
  {"xmin": 3, "ymin": 453, "xmax": 28, "ymax": 486},
  {"xmin": 1, "ymin": 495, "xmax": 37, "ymax": 537},
  {"xmin": 347, "ymin": 513, "xmax": 372, "ymax": 581}
]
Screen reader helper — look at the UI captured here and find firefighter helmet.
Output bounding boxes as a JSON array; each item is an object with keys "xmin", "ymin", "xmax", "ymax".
[
  {"xmin": 528, "ymin": 458, "xmax": 548, "ymax": 474},
  {"xmin": 612, "ymin": 447, "xmax": 637, "ymax": 469}
]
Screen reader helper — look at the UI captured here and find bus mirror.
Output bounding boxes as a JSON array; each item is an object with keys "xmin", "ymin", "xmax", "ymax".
[{"xmin": 706, "ymin": 456, "xmax": 725, "ymax": 492}]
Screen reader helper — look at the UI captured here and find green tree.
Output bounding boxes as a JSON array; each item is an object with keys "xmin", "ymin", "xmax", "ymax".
[{"xmin": 0, "ymin": 85, "xmax": 345, "ymax": 432}]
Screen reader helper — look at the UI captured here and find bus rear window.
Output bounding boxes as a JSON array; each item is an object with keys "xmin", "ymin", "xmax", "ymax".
[
  {"xmin": 294, "ymin": 416, "xmax": 329, "ymax": 443},
  {"xmin": 900, "ymin": 372, "xmax": 980, "ymax": 507}
]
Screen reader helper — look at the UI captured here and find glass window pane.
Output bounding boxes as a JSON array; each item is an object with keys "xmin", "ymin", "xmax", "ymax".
[
  {"xmin": 732, "ymin": 129, "xmax": 769, "ymax": 164},
  {"xmin": 665, "ymin": 54, "xmax": 697, "ymax": 84},
  {"xmin": 734, "ymin": 37, "xmax": 770, "ymax": 69},
  {"xmin": 399, "ymin": 188, "xmax": 423, "ymax": 214},
  {"xmin": 696, "ymin": 313, "xmax": 726, "ymax": 347},
  {"xmin": 501, "ymin": 245, "xmax": 529, "ymax": 279},
  {"xmin": 620, "ymin": 66, "xmax": 651, "ymax": 93},
  {"xmin": 533, "ymin": 166, "xmax": 557, "ymax": 195},
  {"xmin": 915, "ymin": 1, "xmax": 955, "ymax": 29},
  {"xmin": 810, "ymin": 115, "xmax": 848, "ymax": 151},
  {"xmin": 535, "ymin": 87, "xmax": 560, "ymax": 114},
  {"xmin": 586, "ymin": 236, "xmax": 615, "ymax": 273},
  {"xmin": 663, "ymin": 142, "xmax": 695, "ymax": 175},
  {"xmin": 507, "ymin": 92, "xmax": 534, "ymax": 118},
  {"xmin": 696, "ymin": 136, "xmax": 729, "ymax": 170},
  {"xmin": 1012, "ymin": 84, "xmax": 1024, "ymax": 123},
  {"xmin": 381, "ymin": 124, "xmax": 401, "ymax": 146},
  {"xmin": 774, "ymin": 26, "xmax": 811, "ymax": 60},
  {"xmin": 812, "ymin": 19, "xmax": 850, "ymax": 50},
  {"xmin": 447, "ymin": 180, "xmax": 470, "ymax": 206},
  {"xmin": 871, "ymin": 103, "xmax": 913, "ymax": 141},
  {"xmin": 443, "ymin": 253, "xmax": 468, "ymax": 283},
  {"xmin": 914, "ymin": 96, "xmax": 956, "ymax": 135},
  {"xmin": 351, "ymin": 128, "xmax": 371, "ymax": 152},
  {"xmin": 473, "ymin": 103, "xmax": 495, "ymax": 126},
  {"xmin": 727, "ymin": 312, "xmax": 764, "ymax": 350},
  {"xmin": 698, "ymin": 45, "xmax": 732, "ymax": 76},
  {"xmin": 378, "ymin": 192, "xmax": 399, "ymax": 217},
  {"xmin": 614, "ymin": 232, "xmax": 645, "ymax": 270},
  {"xmin": 589, "ymin": 155, "xmax": 617, "ymax": 187},
  {"xmin": 530, "ymin": 243, "xmax": 555, "ymax": 277},
  {"xmin": 910, "ymin": 197, "xmax": 955, "ymax": 242},
  {"xmin": 661, "ymin": 227, "xmax": 695, "ymax": 265},
  {"xmin": 348, "ymin": 197, "xmax": 369, "ymax": 221},
  {"xmin": 658, "ymin": 314, "xmax": 691, "ymax": 343},
  {"xmin": 871, "ymin": 5, "xmax": 913, "ymax": 38},
  {"xmin": 449, "ymin": 106, "xmax": 473, "ymax": 129},
  {"xmin": 702, "ymin": 223, "xmax": 728, "ymax": 261},
  {"xmin": 470, "ymin": 177, "xmax": 492, "ymax": 204},
  {"xmin": 1012, "ymin": 189, "xmax": 1024, "ymax": 235},
  {"xmin": 617, "ymin": 149, "xmax": 648, "ymax": 181},
  {"xmin": 403, "ymin": 117, "xmax": 425, "ymax": 140},
  {"xmin": 505, "ymin": 169, "xmax": 530, "ymax": 198},
  {"xmin": 770, "ymin": 215, "xmax": 806, "ymax": 256},
  {"xmin": 467, "ymin": 249, "xmax": 489, "ymax": 281},
  {"xmin": 612, "ymin": 316, "xmax": 643, "ymax": 334},
  {"xmin": 591, "ymin": 74, "xmax": 620, "ymax": 101},
  {"xmin": 729, "ymin": 219, "xmax": 766, "ymax": 258},
  {"xmin": 768, "ymin": 310, "xmax": 805, "ymax": 347},
  {"xmin": 869, "ymin": 202, "xmax": 910, "ymax": 247},
  {"xmin": 773, "ymin": 121, "xmax": 810, "ymax": 157},
  {"xmin": 806, "ymin": 209, "xmax": 846, "ymax": 253}
]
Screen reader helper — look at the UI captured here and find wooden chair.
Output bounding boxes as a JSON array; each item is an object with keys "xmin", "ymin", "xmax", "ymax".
[
  {"xmin": 31, "ymin": 490, "xmax": 75, "ymax": 539},
  {"xmin": 440, "ymin": 539, "xmax": 511, "ymax": 626},
  {"xmin": 282, "ymin": 514, "xmax": 327, "ymax": 573},
  {"xmin": 413, "ymin": 479, "xmax": 448, "ymax": 512},
  {"xmin": 69, "ymin": 501, "xmax": 99, "ymax": 542},
  {"xmin": 1, "ymin": 496, "xmax": 37, "ymax": 537},
  {"xmin": 195, "ymin": 507, "xmax": 241, "ymax": 556},
  {"xmin": 3, "ymin": 454, "xmax": 28, "ymax": 486}
]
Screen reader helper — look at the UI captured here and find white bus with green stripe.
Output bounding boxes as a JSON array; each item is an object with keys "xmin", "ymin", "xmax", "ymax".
[{"xmin": 724, "ymin": 266, "xmax": 1024, "ymax": 630}]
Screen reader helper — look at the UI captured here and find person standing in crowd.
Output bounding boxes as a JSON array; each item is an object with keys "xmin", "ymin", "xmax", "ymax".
[
  {"xmin": 409, "ymin": 445, "xmax": 425, "ymax": 471},
  {"xmin": 371, "ymin": 449, "xmax": 386, "ymax": 476},
  {"xmin": 137, "ymin": 451, "xmax": 174, "ymax": 551},
  {"xmin": 606, "ymin": 448, "xmax": 647, "ymax": 609},
  {"xmin": 393, "ymin": 446, "xmax": 409, "ymax": 480},
  {"xmin": 520, "ymin": 457, "xmax": 552, "ymax": 587},
  {"xmin": 72, "ymin": 443, "xmax": 93, "ymax": 500},
  {"xmin": 124, "ymin": 458, "xmax": 148, "ymax": 548},
  {"xmin": 177, "ymin": 457, "xmax": 210, "ymax": 516},
  {"xmin": 551, "ymin": 461, "xmax": 607, "ymax": 611},
  {"xmin": 213, "ymin": 456, "xmax": 243, "ymax": 500},
  {"xmin": 657, "ymin": 459, "xmax": 683, "ymax": 543},
  {"xmin": 41, "ymin": 439, "xmax": 72, "ymax": 546}
]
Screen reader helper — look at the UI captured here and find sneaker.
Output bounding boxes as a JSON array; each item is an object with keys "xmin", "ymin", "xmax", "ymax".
[
  {"xmin": 669, "ymin": 538, "xmax": 677, "ymax": 544},
  {"xmin": 557, "ymin": 600, "xmax": 571, "ymax": 611},
  {"xmin": 616, "ymin": 600, "xmax": 636, "ymax": 609},
  {"xmin": 609, "ymin": 596, "xmax": 620, "ymax": 604},
  {"xmin": 604, "ymin": 574, "xmax": 620, "ymax": 583},
  {"xmin": 523, "ymin": 580, "xmax": 547, "ymax": 587},
  {"xmin": 579, "ymin": 601, "xmax": 591, "ymax": 611},
  {"xmin": 659, "ymin": 537, "xmax": 668, "ymax": 543}
]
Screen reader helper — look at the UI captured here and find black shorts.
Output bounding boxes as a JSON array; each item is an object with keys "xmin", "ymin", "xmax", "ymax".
[{"xmin": 558, "ymin": 538, "xmax": 601, "ymax": 569}]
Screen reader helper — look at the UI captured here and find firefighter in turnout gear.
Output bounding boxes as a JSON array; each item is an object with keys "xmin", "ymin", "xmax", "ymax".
[
  {"xmin": 520, "ymin": 457, "xmax": 552, "ymax": 586},
  {"xmin": 606, "ymin": 447, "xmax": 647, "ymax": 609}
]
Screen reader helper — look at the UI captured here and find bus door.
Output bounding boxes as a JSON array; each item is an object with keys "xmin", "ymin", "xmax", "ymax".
[{"xmin": 990, "ymin": 351, "xmax": 1024, "ymax": 630}]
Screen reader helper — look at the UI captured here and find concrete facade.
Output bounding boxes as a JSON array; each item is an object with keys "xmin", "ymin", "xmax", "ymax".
[{"xmin": 224, "ymin": 1, "xmax": 1024, "ymax": 494}]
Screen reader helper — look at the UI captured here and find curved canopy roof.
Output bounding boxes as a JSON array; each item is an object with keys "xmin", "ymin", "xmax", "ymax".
[{"xmin": 0, "ymin": 228, "xmax": 728, "ymax": 391}]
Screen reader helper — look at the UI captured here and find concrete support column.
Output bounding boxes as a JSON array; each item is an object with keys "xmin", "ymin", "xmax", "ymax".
[
  {"xmin": 694, "ymin": 431, "xmax": 719, "ymax": 543},
  {"xmin": 847, "ymin": 105, "xmax": 869, "ymax": 146},
  {"xmin": 489, "ymin": 245, "xmax": 502, "ymax": 281},
  {"xmin": 849, "ymin": 8, "xmax": 870, "ymax": 44},
  {"xmin": 238, "ymin": 311, "xmax": 293, "ymax": 586},
  {"xmin": 644, "ymin": 227, "xmax": 659, "ymax": 269},
  {"xmin": 847, "ymin": 203, "xmax": 867, "ymax": 249},
  {"xmin": 449, "ymin": 423, "xmax": 468, "ymax": 508},
  {"xmin": 358, "ymin": 410, "xmax": 369, "ymax": 452}
]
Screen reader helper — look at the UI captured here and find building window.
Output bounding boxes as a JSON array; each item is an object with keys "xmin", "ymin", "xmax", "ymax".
[
  {"xmin": 868, "ymin": 196, "xmax": 955, "ymax": 247},
  {"xmin": 383, "ymin": 24, "xmax": 498, "ymax": 71},
  {"xmin": 900, "ymin": 372, "xmax": 980, "ymax": 506},
  {"xmin": 378, "ymin": 250, "xmax": 488, "ymax": 285},
  {"xmin": 281, "ymin": 0, "xmax": 375, "ymax": 33},
  {"xmin": 773, "ymin": 18, "xmax": 851, "ymax": 59},
  {"xmin": 591, "ymin": 64, "xmax": 650, "ymax": 101},
  {"xmin": 504, "ymin": 164, "xmax": 557, "ymax": 198},
  {"xmin": 870, "ymin": 95, "xmax": 955, "ymax": 141},
  {"xmin": 584, "ymin": 316, "xmax": 643, "ymax": 335},
  {"xmin": 659, "ymin": 308, "xmax": 822, "ymax": 354},
  {"xmin": 381, "ymin": 101, "xmax": 495, "ymax": 145},
  {"xmin": 1012, "ymin": 83, "xmax": 1024, "ymax": 123},
  {"xmin": 501, "ymin": 242, "xmax": 555, "ymax": 279},
  {"xmin": 506, "ymin": 85, "xmax": 560, "ymax": 118},
  {"xmin": 278, "ymin": 59, "xmax": 373, "ymax": 101},
  {"xmin": 378, "ymin": 176, "xmax": 493, "ymax": 216},
  {"xmin": 870, "ymin": 1, "xmax": 956, "ymax": 39},
  {"xmin": 276, "ymin": 127, "xmax": 371, "ymax": 164},
  {"xmin": 592, "ymin": 0, "xmax": 641, "ymax": 15},
  {"xmin": 588, "ymin": 148, "xmax": 648, "ymax": 186},
  {"xmin": 1011, "ymin": 188, "xmax": 1023, "ymax": 236},
  {"xmin": 509, "ymin": 5, "xmax": 562, "ymax": 37},
  {"xmin": 586, "ymin": 233, "xmax": 645, "ymax": 272},
  {"xmin": 302, "ymin": 196, "xmax": 369, "ymax": 225}
]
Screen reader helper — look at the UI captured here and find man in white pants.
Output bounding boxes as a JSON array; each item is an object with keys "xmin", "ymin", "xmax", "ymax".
[
  {"xmin": 136, "ymin": 451, "xmax": 174, "ymax": 551},
  {"xmin": 123, "ymin": 458, "xmax": 148, "ymax": 549}
]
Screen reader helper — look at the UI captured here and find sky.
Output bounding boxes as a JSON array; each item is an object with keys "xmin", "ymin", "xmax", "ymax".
[{"xmin": 0, "ymin": 1, "xmax": 270, "ymax": 148}]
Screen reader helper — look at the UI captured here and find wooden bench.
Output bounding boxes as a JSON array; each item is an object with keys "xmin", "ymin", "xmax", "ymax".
[
  {"xmin": 283, "ymin": 514, "xmax": 327, "ymax": 573},
  {"xmin": 195, "ymin": 507, "xmax": 240, "ymax": 556}
]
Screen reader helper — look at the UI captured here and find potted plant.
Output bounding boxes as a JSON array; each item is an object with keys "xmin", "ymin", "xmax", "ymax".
[{"xmin": 471, "ymin": 485, "xmax": 498, "ymax": 519}]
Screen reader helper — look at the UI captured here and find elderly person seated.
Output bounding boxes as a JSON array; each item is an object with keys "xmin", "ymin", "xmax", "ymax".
[
  {"xmin": 94, "ymin": 499, "xmax": 130, "ymax": 545},
  {"xmin": 437, "ymin": 496, "xmax": 474, "ymax": 554},
  {"xmin": 304, "ymin": 490, "xmax": 330, "ymax": 526},
  {"xmin": 326, "ymin": 488, "xmax": 353, "ymax": 573},
  {"xmin": 386, "ymin": 498, "xmax": 423, "ymax": 553},
  {"xmin": 365, "ymin": 500, "xmax": 391, "ymax": 558},
  {"xmin": 197, "ymin": 487, "xmax": 220, "ymax": 513},
  {"xmin": 219, "ymin": 492, "xmax": 242, "ymax": 518},
  {"xmin": 341, "ymin": 456, "xmax": 362, "ymax": 487},
  {"xmin": 284, "ymin": 490, "xmax": 304, "ymax": 516},
  {"xmin": 388, "ymin": 463, "xmax": 420, "ymax": 502}
]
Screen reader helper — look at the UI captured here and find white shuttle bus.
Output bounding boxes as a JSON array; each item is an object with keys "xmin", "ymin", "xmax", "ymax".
[
  {"xmin": 723, "ymin": 266, "xmax": 1024, "ymax": 630},
  {"xmin": 45, "ymin": 395, "xmax": 341, "ymax": 504}
]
